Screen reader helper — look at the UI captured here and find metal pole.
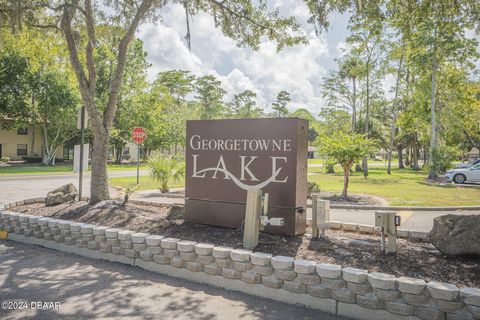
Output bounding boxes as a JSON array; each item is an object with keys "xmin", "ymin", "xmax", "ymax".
[
  {"xmin": 79, "ymin": 106, "xmax": 85, "ymax": 201},
  {"xmin": 380, "ymin": 227, "xmax": 385, "ymax": 252},
  {"xmin": 137, "ymin": 143, "xmax": 140, "ymax": 185}
]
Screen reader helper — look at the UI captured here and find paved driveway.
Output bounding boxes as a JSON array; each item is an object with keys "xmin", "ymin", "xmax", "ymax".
[{"xmin": 0, "ymin": 241, "xmax": 344, "ymax": 320}]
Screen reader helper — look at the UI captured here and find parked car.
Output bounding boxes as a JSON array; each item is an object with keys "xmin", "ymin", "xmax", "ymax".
[
  {"xmin": 445, "ymin": 163, "xmax": 480, "ymax": 184},
  {"xmin": 455, "ymin": 157, "xmax": 480, "ymax": 169}
]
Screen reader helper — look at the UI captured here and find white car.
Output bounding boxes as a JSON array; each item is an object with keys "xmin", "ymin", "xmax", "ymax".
[
  {"xmin": 445, "ymin": 164, "xmax": 480, "ymax": 184},
  {"xmin": 455, "ymin": 158, "xmax": 480, "ymax": 169}
]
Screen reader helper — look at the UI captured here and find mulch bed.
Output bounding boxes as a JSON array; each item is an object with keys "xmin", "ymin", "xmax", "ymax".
[
  {"xmin": 12, "ymin": 201, "xmax": 480, "ymax": 288},
  {"xmin": 315, "ymin": 191, "xmax": 385, "ymax": 206}
]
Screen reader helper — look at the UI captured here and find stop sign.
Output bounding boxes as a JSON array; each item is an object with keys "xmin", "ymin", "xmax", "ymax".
[{"xmin": 131, "ymin": 127, "xmax": 147, "ymax": 143}]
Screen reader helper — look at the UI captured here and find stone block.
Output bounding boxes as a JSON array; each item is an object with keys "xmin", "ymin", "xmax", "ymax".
[
  {"xmin": 316, "ymin": 263, "xmax": 342, "ymax": 279},
  {"xmin": 161, "ymin": 238, "xmax": 179, "ymax": 249},
  {"xmin": 149, "ymin": 247, "xmax": 162, "ymax": 255},
  {"xmin": 53, "ymin": 235, "xmax": 64, "ymax": 243},
  {"xmin": 99, "ymin": 243, "xmax": 112, "ymax": 253},
  {"xmin": 358, "ymin": 224, "xmax": 375, "ymax": 234},
  {"xmin": 197, "ymin": 255, "xmax": 214, "ymax": 265},
  {"xmin": 275, "ymin": 270, "xmax": 297, "ymax": 281},
  {"xmin": 163, "ymin": 249, "xmax": 179, "ymax": 258},
  {"xmin": 124, "ymin": 249, "xmax": 138, "ymax": 258},
  {"xmin": 284, "ymin": 280, "xmax": 307, "ymax": 294},
  {"xmin": 186, "ymin": 261, "xmax": 203, "ymax": 272},
  {"xmin": 307, "ymin": 284, "xmax": 332, "ymax": 298},
  {"xmin": 69, "ymin": 223, "xmax": 83, "ymax": 232},
  {"xmin": 409, "ymin": 231, "xmax": 429, "ymax": 241},
  {"xmin": 106, "ymin": 239, "xmax": 119, "ymax": 246},
  {"xmin": 81, "ymin": 234, "xmax": 94, "ymax": 241},
  {"xmin": 296, "ymin": 274, "xmax": 321, "ymax": 286},
  {"xmin": 233, "ymin": 262, "xmax": 252, "ymax": 272},
  {"xmin": 415, "ymin": 306, "xmax": 446, "ymax": 320},
  {"xmin": 133, "ymin": 243, "xmax": 147, "ymax": 252},
  {"xmin": 271, "ymin": 256, "xmax": 294, "ymax": 270},
  {"xmin": 180, "ymin": 252, "xmax": 197, "ymax": 262},
  {"xmin": 397, "ymin": 229, "xmax": 409, "ymax": 238},
  {"xmin": 446, "ymin": 310, "xmax": 474, "ymax": 320},
  {"xmin": 262, "ymin": 275, "xmax": 283, "ymax": 288},
  {"xmin": 146, "ymin": 235, "xmax": 164, "ymax": 247},
  {"xmin": 333, "ymin": 288, "xmax": 356, "ymax": 303},
  {"xmin": 330, "ymin": 221, "xmax": 342, "ymax": 229},
  {"xmin": 466, "ymin": 305, "xmax": 480, "ymax": 319},
  {"xmin": 194, "ymin": 243, "xmax": 214, "ymax": 256},
  {"xmin": 356, "ymin": 293, "xmax": 384, "ymax": 310},
  {"xmin": 112, "ymin": 246, "xmax": 124, "ymax": 255},
  {"xmin": 105, "ymin": 228, "xmax": 121, "ymax": 238},
  {"xmin": 117, "ymin": 230, "xmax": 135, "ymax": 241},
  {"xmin": 87, "ymin": 241, "xmax": 99, "ymax": 250},
  {"xmin": 204, "ymin": 264, "xmax": 222, "ymax": 275},
  {"xmin": 250, "ymin": 252, "xmax": 272, "ymax": 266},
  {"xmin": 215, "ymin": 258, "xmax": 231, "ymax": 268},
  {"xmin": 153, "ymin": 255, "xmax": 170, "ymax": 265},
  {"xmin": 461, "ymin": 288, "xmax": 480, "ymax": 306},
  {"xmin": 342, "ymin": 267, "xmax": 368, "ymax": 283},
  {"xmin": 348, "ymin": 282, "xmax": 372, "ymax": 295},
  {"xmin": 64, "ymin": 237, "xmax": 75, "ymax": 245},
  {"xmin": 385, "ymin": 301, "xmax": 415, "ymax": 316},
  {"xmin": 433, "ymin": 299, "xmax": 464, "ymax": 313},
  {"xmin": 212, "ymin": 246, "xmax": 232, "ymax": 259},
  {"xmin": 321, "ymin": 278, "xmax": 346, "ymax": 289},
  {"xmin": 403, "ymin": 292, "xmax": 430, "ymax": 306},
  {"xmin": 177, "ymin": 240, "xmax": 196, "ymax": 252},
  {"xmin": 230, "ymin": 249, "xmax": 252, "ymax": 262},
  {"xmin": 241, "ymin": 270, "xmax": 261, "ymax": 284},
  {"xmin": 120, "ymin": 240, "xmax": 133, "ymax": 249},
  {"xmin": 222, "ymin": 268, "xmax": 240, "ymax": 279},
  {"xmin": 373, "ymin": 288, "xmax": 400, "ymax": 301},
  {"xmin": 170, "ymin": 256, "xmax": 185, "ymax": 268},
  {"xmin": 398, "ymin": 277, "xmax": 426, "ymax": 294},
  {"xmin": 140, "ymin": 251, "xmax": 153, "ymax": 261},
  {"xmin": 368, "ymin": 272, "xmax": 397, "ymax": 290},
  {"xmin": 80, "ymin": 225, "xmax": 93, "ymax": 234},
  {"xmin": 427, "ymin": 281, "xmax": 459, "ymax": 301},
  {"xmin": 253, "ymin": 265, "xmax": 274, "ymax": 276},
  {"xmin": 342, "ymin": 223, "xmax": 358, "ymax": 232},
  {"xmin": 294, "ymin": 259, "xmax": 317, "ymax": 274},
  {"xmin": 92, "ymin": 226, "xmax": 108, "ymax": 236},
  {"xmin": 131, "ymin": 232, "xmax": 149, "ymax": 243}
]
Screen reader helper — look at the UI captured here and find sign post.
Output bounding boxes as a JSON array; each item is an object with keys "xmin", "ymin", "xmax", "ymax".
[
  {"xmin": 131, "ymin": 127, "xmax": 147, "ymax": 184},
  {"xmin": 77, "ymin": 106, "xmax": 87, "ymax": 200}
]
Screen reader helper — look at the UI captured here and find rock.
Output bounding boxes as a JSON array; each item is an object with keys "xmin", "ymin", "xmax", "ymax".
[
  {"xmin": 45, "ymin": 183, "xmax": 77, "ymax": 206},
  {"xmin": 429, "ymin": 215, "xmax": 480, "ymax": 256},
  {"xmin": 92, "ymin": 200, "xmax": 120, "ymax": 209}
]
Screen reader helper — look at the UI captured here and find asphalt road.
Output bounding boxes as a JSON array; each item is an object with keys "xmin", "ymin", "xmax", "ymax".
[
  {"xmin": 0, "ymin": 240, "xmax": 344, "ymax": 320},
  {"xmin": 0, "ymin": 171, "xmax": 147, "ymax": 205}
]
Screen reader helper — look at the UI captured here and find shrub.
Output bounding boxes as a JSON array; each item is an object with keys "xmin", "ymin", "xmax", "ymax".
[
  {"xmin": 0, "ymin": 156, "xmax": 10, "ymax": 162},
  {"xmin": 325, "ymin": 159, "xmax": 336, "ymax": 173},
  {"xmin": 21, "ymin": 156, "xmax": 42, "ymax": 163},
  {"xmin": 122, "ymin": 184, "xmax": 138, "ymax": 206},
  {"xmin": 307, "ymin": 181, "xmax": 321, "ymax": 197},
  {"xmin": 430, "ymin": 146, "xmax": 457, "ymax": 174},
  {"xmin": 147, "ymin": 152, "xmax": 185, "ymax": 193}
]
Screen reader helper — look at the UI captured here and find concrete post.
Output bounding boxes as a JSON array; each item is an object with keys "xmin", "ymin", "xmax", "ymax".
[{"xmin": 243, "ymin": 190, "xmax": 262, "ymax": 250}]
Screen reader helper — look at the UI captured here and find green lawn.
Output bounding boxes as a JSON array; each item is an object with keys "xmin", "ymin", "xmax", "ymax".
[
  {"xmin": 109, "ymin": 175, "xmax": 184, "ymax": 191},
  {"xmin": 308, "ymin": 166, "xmax": 480, "ymax": 206},
  {"xmin": 0, "ymin": 163, "xmax": 147, "ymax": 175}
]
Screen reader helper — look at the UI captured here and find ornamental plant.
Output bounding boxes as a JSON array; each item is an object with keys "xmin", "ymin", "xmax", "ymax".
[{"xmin": 147, "ymin": 152, "xmax": 185, "ymax": 193}]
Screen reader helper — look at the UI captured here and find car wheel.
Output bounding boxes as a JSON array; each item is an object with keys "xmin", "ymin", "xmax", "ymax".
[{"xmin": 453, "ymin": 174, "xmax": 466, "ymax": 184}]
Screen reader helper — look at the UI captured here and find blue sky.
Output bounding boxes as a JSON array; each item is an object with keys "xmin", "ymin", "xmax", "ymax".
[{"xmin": 137, "ymin": 1, "xmax": 351, "ymax": 115}]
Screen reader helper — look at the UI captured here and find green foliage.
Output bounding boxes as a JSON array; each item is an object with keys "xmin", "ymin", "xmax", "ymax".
[
  {"xmin": 271, "ymin": 90, "xmax": 290, "ymax": 117},
  {"xmin": 307, "ymin": 181, "xmax": 321, "ymax": 197},
  {"xmin": 0, "ymin": 156, "xmax": 10, "ymax": 162},
  {"xmin": 325, "ymin": 159, "xmax": 336, "ymax": 173},
  {"xmin": 195, "ymin": 75, "xmax": 226, "ymax": 120},
  {"xmin": 430, "ymin": 146, "xmax": 458, "ymax": 174},
  {"xmin": 147, "ymin": 152, "xmax": 185, "ymax": 193},
  {"xmin": 229, "ymin": 90, "xmax": 264, "ymax": 118},
  {"xmin": 122, "ymin": 184, "xmax": 138, "ymax": 206}
]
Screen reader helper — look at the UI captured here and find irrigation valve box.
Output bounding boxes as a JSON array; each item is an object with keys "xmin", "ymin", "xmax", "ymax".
[{"xmin": 375, "ymin": 211, "xmax": 398, "ymax": 254}]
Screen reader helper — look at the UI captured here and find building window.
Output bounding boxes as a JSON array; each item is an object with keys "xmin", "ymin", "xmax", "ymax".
[
  {"xmin": 123, "ymin": 147, "xmax": 130, "ymax": 155},
  {"xmin": 17, "ymin": 128, "xmax": 28, "ymax": 135},
  {"xmin": 17, "ymin": 144, "xmax": 28, "ymax": 156}
]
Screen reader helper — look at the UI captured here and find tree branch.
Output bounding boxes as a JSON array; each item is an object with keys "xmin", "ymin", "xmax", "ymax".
[{"xmin": 85, "ymin": 0, "xmax": 96, "ymax": 98}]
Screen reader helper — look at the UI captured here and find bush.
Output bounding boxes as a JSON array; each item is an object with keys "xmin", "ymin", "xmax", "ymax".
[
  {"xmin": 0, "ymin": 156, "xmax": 10, "ymax": 162},
  {"xmin": 430, "ymin": 146, "xmax": 457, "ymax": 174},
  {"xmin": 147, "ymin": 152, "xmax": 185, "ymax": 193},
  {"xmin": 325, "ymin": 159, "xmax": 336, "ymax": 173},
  {"xmin": 21, "ymin": 156, "xmax": 42, "ymax": 163},
  {"xmin": 307, "ymin": 181, "xmax": 321, "ymax": 197}
]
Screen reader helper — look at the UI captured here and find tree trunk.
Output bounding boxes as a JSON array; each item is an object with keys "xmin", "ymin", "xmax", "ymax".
[
  {"xmin": 363, "ymin": 61, "xmax": 371, "ymax": 178},
  {"xmin": 428, "ymin": 19, "xmax": 438, "ymax": 180},
  {"xmin": 352, "ymin": 77, "xmax": 357, "ymax": 132},
  {"xmin": 342, "ymin": 164, "xmax": 351, "ymax": 197},
  {"xmin": 90, "ymin": 132, "xmax": 110, "ymax": 203},
  {"xmin": 398, "ymin": 144, "xmax": 404, "ymax": 169}
]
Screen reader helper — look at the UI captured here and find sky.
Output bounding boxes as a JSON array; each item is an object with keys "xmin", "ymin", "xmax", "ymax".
[{"xmin": 136, "ymin": 0, "xmax": 351, "ymax": 115}]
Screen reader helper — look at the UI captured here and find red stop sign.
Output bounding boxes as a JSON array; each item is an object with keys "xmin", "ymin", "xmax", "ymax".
[{"xmin": 131, "ymin": 127, "xmax": 147, "ymax": 143}]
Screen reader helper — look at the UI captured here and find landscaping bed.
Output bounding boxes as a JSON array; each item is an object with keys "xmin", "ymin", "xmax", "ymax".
[{"xmin": 13, "ymin": 201, "xmax": 480, "ymax": 288}]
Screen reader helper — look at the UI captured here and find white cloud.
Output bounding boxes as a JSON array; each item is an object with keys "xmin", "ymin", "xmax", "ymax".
[{"xmin": 137, "ymin": 2, "xmax": 348, "ymax": 115}]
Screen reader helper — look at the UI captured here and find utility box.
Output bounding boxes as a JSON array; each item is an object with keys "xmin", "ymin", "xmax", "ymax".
[
  {"xmin": 311, "ymin": 195, "xmax": 330, "ymax": 237},
  {"xmin": 375, "ymin": 210, "xmax": 398, "ymax": 254}
]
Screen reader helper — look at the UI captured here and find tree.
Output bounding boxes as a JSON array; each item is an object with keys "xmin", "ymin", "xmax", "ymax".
[
  {"xmin": 338, "ymin": 56, "xmax": 364, "ymax": 132},
  {"xmin": 318, "ymin": 133, "xmax": 376, "ymax": 197},
  {"xmin": 271, "ymin": 90, "xmax": 290, "ymax": 117},
  {"xmin": 1, "ymin": 0, "xmax": 306, "ymax": 203},
  {"xmin": 229, "ymin": 90, "xmax": 264, "ymax": 118},
  {"xmin": 194, "ymin": 75, "xmax": 226, "ymax": 120}
]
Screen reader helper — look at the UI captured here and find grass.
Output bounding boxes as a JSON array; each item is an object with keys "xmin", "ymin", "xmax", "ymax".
[
  {"xmin": 308, "ymin": 166, "xmax": 480, "ymax": 206},
  {"xmin": 109, "ymin": 175, "xmax": 184, "ymax": 191},
  {"xmin": 0, "ymin": 163, "xmax": 147, "ymax": 175}
]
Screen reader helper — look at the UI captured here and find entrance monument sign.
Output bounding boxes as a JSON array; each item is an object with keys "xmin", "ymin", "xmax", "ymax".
[{"xmin": 185, "ymin": 118, "xmax": 308, "ymax": 235}]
